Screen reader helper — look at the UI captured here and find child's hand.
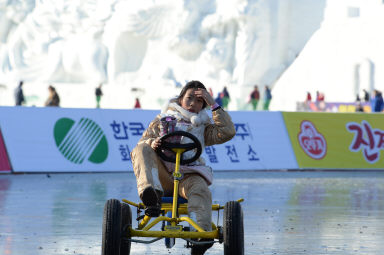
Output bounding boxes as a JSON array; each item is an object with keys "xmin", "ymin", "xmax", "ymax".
[
  {"xmin": 151, "ymin": 137, "xmax": 162, "ymax": 150},
  {"xmin": 195, "ymin": 88, "xmax": 215, "ymax": 106}
]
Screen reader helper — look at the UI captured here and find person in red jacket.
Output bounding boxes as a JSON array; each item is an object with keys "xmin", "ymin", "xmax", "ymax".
[
  {"xmin": 249, "ymin": 85, "xmax": 260, "ymax": 110},
  {"xmin": 134, "ymin": 98, "xmax": 141, "ymax": 109}
]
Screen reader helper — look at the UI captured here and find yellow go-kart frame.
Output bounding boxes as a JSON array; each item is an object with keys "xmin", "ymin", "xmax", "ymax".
[{"xmin": 102, "ymin": 131, "xmax": 244, "ymax": 255}]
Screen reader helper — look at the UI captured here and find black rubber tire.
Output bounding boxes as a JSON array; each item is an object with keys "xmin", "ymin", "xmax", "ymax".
[
  {"xmin": 120, "ymin": 203, "xmax": 132, "ymax": 255},
  {"xmin": 102, "ymin": 199, "xmax": 122, "ymax": 255},
  {"xmin": 223, "ymin": 201, "xmax": 244, "ymax": 255}
]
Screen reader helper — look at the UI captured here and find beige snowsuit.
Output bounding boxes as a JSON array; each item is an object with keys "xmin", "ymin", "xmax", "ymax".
[{"xmin": 131, "ymin": 107, "xmax": 235, "ymax": 231}]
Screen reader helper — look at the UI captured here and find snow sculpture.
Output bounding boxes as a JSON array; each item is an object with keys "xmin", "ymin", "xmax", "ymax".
[
  {"xmin": 0, "ymin": 0, "xmax": 325, "ymax": 109},
  {"xmin": 0, "ymin": 0, "xmax": 110, "ymax": 83},
  {"xmin": 271, "ymin": 0, "xmax": 383, "ymax": 111}
]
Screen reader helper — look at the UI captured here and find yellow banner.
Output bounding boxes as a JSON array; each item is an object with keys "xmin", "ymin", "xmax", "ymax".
[{"xmin": 283, "ymin": 112, "xmax": 384, "ymax": 169}]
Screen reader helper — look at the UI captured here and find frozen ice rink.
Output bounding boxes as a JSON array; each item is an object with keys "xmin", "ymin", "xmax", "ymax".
[{"xmin": 1, "ymin": 171, "xmax": 384, "ymax": 255}]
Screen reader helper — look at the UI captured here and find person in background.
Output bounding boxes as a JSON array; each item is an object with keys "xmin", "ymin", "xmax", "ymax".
[
  {"xmin": 134, "ymin": 98, "xmax": 141, "ymax": 109},
  {"xmin": 370, "ymin": 90, "xmax": 376, "ymax": 112},
  {"xmin": 95, "ymin": 83, "xmax": 103, "ymax": 108},
  {"xmin": 214, "ymin": 92, "xmax": 223, "ymax": 107},
  {"xmin": 315, "ymin": 91, "xmax": 325, "ymax": 110},
  {"xmin": 263, "ymin": 85, "xmax": 272, "ymax": 110},
  {"xmin": 371, "ymin": 90, "xmax": 384, "ymax": 112},
  {"xmin": 363, "ymin": 89, "xmax": 370, "ymax": 102},
  {"xmin": 45, "ymin": 85, "xmax": 60, "ymax": 107},
  {"xmin": 306, "ymin": 92, "xmax": 312, "ymax": 102},
  {"xmin": 249, "ymin": 85, "xmax": 260, "ymax": 110},
  {"xmin": 316, "ymin": 91, "xmax": 325, "ymax": 102},
  {"xmin": 221, "ymin": 86, "xmax": 230, "ymax": 110},
  {"xmin": 15, "ymin": 81, "xmax": 25, "ymax": 106},
  {"xmin": 376, "ymin": 91, "xmax": 384, "ymax": 112},
  {"xmin": 355, "ymin": 101, "xmax": 364, "ymax": 112}
]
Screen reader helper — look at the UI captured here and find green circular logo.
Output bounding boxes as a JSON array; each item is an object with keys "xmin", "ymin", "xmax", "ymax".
[{"xmin": 54, "ymin": 117, "xmax": 108, "ymax": 164}]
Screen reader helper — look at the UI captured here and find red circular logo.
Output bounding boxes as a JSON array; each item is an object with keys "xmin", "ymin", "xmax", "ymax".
[{"xmin": 297, "ymin": 120, "xmax": 327, "ymax": 159}]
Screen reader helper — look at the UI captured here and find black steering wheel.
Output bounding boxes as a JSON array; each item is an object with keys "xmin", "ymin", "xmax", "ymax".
[{"xmin": 156, "ymin": 131, "xmax": 202, "ymax": 165}]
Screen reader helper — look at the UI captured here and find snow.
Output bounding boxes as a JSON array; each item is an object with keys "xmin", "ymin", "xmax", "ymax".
[
  {"xmin": 271, "ymin": 0, "xmax": 384, "ymax": 111},
  {"xmin": 7, "ymin": 0, "xmax": 382, "ymax": 111}
]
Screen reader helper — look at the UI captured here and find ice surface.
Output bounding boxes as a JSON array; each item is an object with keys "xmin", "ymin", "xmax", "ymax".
[{"xmin": 1, "ymin": 171, "xmax": 384, "ymax": 254}]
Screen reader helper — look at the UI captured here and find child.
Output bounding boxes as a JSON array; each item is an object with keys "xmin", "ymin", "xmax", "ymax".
[{"xmin": 131, "ymin": 80, "xmax": 235, "ymax": 254}]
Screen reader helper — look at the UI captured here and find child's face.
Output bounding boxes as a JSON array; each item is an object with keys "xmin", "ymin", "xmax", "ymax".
[{"xmin": 180, "ymin": 88, "xmax": 204, "ymax": 113}]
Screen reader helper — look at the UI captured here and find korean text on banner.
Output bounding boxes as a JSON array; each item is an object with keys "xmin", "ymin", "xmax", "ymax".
[
  {"xmin": 203, "ymin": 111, "xmax": 297, "ymax": 170},
  {"xmin": 0, "ymin": 107, "xmax": 298, "ymax": 172},
  {"xmin": 283, "ymin": 112, "xmax": 384, "ymax": 169}
]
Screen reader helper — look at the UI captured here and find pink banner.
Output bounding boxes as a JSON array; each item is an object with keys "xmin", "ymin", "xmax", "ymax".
[{"xmin": 0, "ymin": 129, "xmax": 11, "ymax": 172}]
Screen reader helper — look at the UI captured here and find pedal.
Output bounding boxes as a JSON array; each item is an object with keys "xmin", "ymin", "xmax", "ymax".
[{"xmin": 145, "ymin": 206, "xmax": 161, "ymax": 217}]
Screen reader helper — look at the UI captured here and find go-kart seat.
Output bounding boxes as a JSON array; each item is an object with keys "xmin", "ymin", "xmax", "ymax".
[{"xmin": 161, "ymin": 196, "xmax": 188, "ymax": 204}]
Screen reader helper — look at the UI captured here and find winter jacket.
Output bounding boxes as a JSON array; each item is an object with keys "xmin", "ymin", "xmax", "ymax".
[{"xmin": 136, "ymin": 99, "xmax": 235, "ymax": 184}]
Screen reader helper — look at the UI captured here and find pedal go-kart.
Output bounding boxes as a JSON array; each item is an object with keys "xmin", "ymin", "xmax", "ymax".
[{"xmin": 102, "ymin": 131, "xmax": 244, "ymax": 255}]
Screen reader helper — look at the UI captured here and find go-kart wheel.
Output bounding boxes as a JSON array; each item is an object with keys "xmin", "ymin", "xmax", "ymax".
[
  {"xmin": 223, "ymin": 201, "xmax": 244, "ymax": 255},
  {"xmin": 156, "ymin": 131, "xmax": 202, "ymax": 165},
  {"xmin": 102, "ymin": 199, "xmax": 123, "ymax": 255},
  {"xmin": 120, "ymin": 203, "xmax": 132, "ymax": 255}
]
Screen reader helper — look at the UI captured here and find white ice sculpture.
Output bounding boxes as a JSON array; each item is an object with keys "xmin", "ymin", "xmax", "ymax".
[
  {"xmin": 0, "ymin": 0, "xmax": 325, "ymax": 109},
  {"xmin": 271, "ymin": 0, "xmax": 384, "ymax": 111},
  {"xmin": 0, "ymin": 0, "xmax": 110, "ymax": 83}
]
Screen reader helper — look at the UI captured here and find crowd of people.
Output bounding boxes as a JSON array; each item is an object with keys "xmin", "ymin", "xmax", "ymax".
[
  {"xmin": 301, "ymin": 88, "xmax": 384, "ymax": 113},
  {"xmin": 354, "ymin": 89, "xmax": 384, "ymax": 113},
  {"xmin": 13, "ymin": 81, "xmax": 276, "ymax": 111},
  {"xmin": 210, "ymin": 84, "xmax": 273, "ymax": 111},
  {"xmin": 15, "ymin": 81, "xmax": 60, "ymax": 107},
  {"xmin": 247, "ymin": 85, "xmax": 272, "ymax": 111},
  {"xmin": 302, "ymin": 91, "xmax": 326, "ymax": 111},
  {"xmin": 14, "ymin": 81, "xmax": 143, "ymax": 109},
  {"xmin": 13, "ymin": 80, "xmax": 384, "ymax": 114}
]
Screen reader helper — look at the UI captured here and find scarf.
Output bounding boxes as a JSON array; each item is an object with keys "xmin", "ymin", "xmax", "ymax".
[{"xmin": 160, "ymin": 98, "xmax": 211, "ymax": 148}]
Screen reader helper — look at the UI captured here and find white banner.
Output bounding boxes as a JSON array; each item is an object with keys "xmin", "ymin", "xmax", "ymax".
[
  {"xmin": 205, "ymin": 111, "xmax": 298, "ymax": 170},
  {"xmin": 0, "ymin": 107, "xmax": 297, "ymax": 172}
]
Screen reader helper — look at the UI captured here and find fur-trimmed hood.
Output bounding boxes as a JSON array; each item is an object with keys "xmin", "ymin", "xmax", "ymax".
[
  {"xmin": 160, "ymin": 97, "xmax": 211, "ymax": 159},
  {"xmin": 160, "ymin": 97, "xmax": 211, "ymax": 127}
]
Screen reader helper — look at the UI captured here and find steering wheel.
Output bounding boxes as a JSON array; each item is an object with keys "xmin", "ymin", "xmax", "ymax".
[{"xmin": 156, "ymin": 131, "xmax": 202, "ymax": 165}]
